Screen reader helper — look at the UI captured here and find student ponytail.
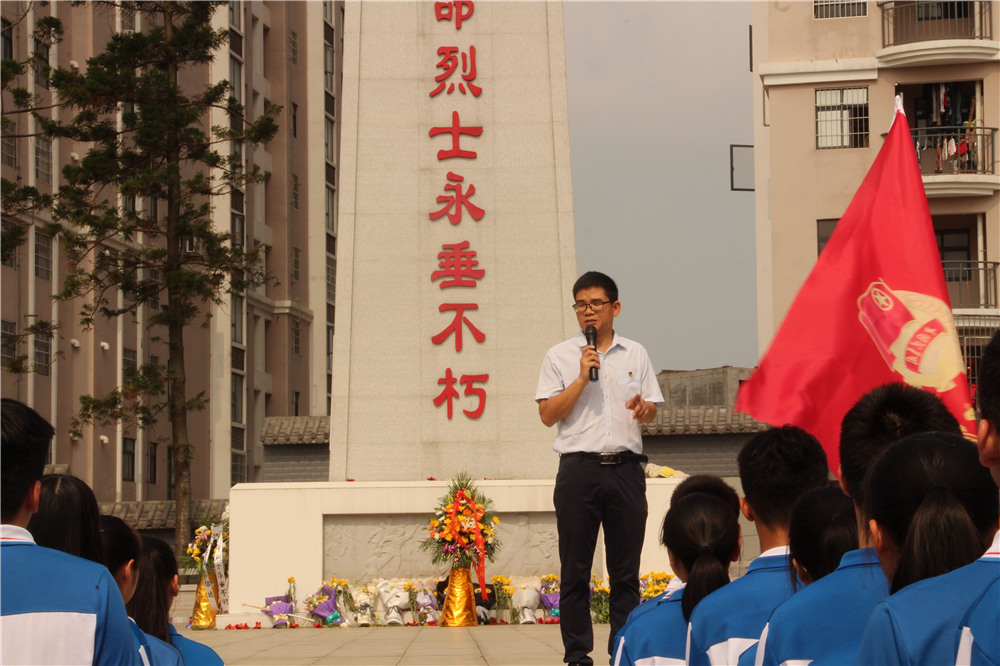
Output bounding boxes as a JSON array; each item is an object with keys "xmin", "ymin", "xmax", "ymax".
[
  {"xmin": 662, "ymin": 493, "xmax": 739, "ymax": 621},
  {"xmin": 866, "ymin": 432, "xmax": 999, "ymax": 594}
]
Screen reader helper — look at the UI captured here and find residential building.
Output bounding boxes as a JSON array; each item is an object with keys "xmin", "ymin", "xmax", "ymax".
[
  {"xmin": 0, "ymin": 1, "xmax": 342, "ymax": 504},
  {"xmin": 751, "ymin": 0, "xmax": 999, "ymax": 386}
]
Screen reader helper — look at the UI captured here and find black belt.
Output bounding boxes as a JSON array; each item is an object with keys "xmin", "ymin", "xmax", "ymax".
[{"xmin": 561, "ymin": 451, "xmax": 648, "ymax": 465}]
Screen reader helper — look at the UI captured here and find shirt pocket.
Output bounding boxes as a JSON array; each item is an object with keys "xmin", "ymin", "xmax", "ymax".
[{"xmin": 617, "ymin": 369, "xmax": 642, "ymax": 402}]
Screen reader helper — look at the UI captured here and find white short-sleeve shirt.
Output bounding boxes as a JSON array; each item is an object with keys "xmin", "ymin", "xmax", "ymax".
[{"xmin": 536, "ymin": 331, "xmax": 663, "ymax": 454}]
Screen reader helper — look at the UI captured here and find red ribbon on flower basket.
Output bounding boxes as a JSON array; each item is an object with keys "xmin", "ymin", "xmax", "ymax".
[{"xmin": 448, "ymin": 489, "xmax": 489, "ymax": 601}]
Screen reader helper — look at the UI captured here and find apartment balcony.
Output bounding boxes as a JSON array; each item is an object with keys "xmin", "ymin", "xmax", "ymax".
[
  {"xmin": 912, "ymin": 125, "xmax": 1000, "ymax": 197},
  {"xmin": 943, "ymin": 260, "xmax": 999, "ymax": 309},
  {"xmin": 878, "ymin": 1, "xmax": 998, "ymax": 66}
]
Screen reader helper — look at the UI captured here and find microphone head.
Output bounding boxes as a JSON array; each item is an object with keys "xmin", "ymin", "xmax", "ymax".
[{"xmin": 584, "ymin": 326, "xmax": 597, "ymax": 346}]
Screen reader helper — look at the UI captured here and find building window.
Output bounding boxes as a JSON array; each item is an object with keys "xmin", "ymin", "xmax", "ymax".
[
  {"xmin": 292, "ymin": 247, "xmax": 301, "ymax": 281},
  {"xmin": 167, "ymin": 445, "xmax": 174, "ymax": 498},
  {"xmin": 123, "ymin": 347, "xmax": 137, "ymax": 381},
  {"xmin": 231, "ymin": 372, "xmax": 244, "ymax": 423},
  {"xmin": 324, "ymin": 43, "xmax": 335, "ymax": 92},
  {"xmin": 813, "ymin": 0, "xmax": 867, "ymax": 19},
  {"xmin": 816, "ymin": 87, "xmax": 868, "ymax": 150},
  {"xmin": 2, "ymin": 121, "xmax": 16, "ymax": 167},
  {"xmin": 293, "ymin": 391, "xmax": 300, "ymax": 416},
  {"xmin": 1, "ymin": 320, "xmax": 17, "ymax": 366},
  {"xmin": 231, "ymin": 212, "xmax": 244, "ymax": 247},
  {"xmin": 34, "ymin": 231, "xmax": 51, "ymax": 280},
  {"xmin": 33, "ymin": 39, "xmax": 49, "ymax": 89},
  {"xmin": 323, "ymin": 1, "xmax": 333, "ymax": 23},
  {"xmin": 289, "ymin": 31, "xmax": 298, "ymax": 65},
  {"xmin": 325, "ymin": 186, "xmax": 336, "ymax": 233},
  {"xmin": 122, "ymin": 437, "xmax": 135, "ymax": 482},
  {"xmin": 146, "ymin": 195, "xmax": 158, "ymax": 222},
  {"xmin": 817, "ymin": 219, "xmax": 838, "ymax": 256},
  {"xmin": 2, "ymin": 221, "xmax": 18, "ymax": 268},
  {"xmin": 327, "ymin": 325, "xmax": 334, "ymax": 372},
  {"xmin": 291, "ymin": 103, "xmax": 297, "ymax": 137},
  {"xmin": 326, "ymin": 255, "xmax": 336, "ymax": 302},
  {"xmin": 34, "ymin": 135, "xmax": 51, "ymax": 184},
  {"xmin": 229, "ymin": 55, "xmax": 242, "ymax": 104},
  {"xmin": 34, "ymin": 331, "xmax": 51, "ymax": 376},
  {"xmin": 121, "ymin": 6, "xmax": 135, "ymax": 32},
  {"xmin": 937, "ymin": 229, "xmax": 971, "ymax": 282},
  {"xmin": 148, "ymin": 442, "xmax": 157, "ymax": 484},
  {"xmin": 231, "ymin": 450, "xmax": 246, "ymax": 486},
  {"xmin": 147, "ymin": 268, "xmax": 161, "ymax": 309},
  {"xmin": 229, "ymin": 0, "xmax": 241, "ymax": 30},
  {"xmin": 2, "ymin": 19, "xmax": 13, "ymax": 61},
  {"xmin": 231, "ymin": 294, "xmax": 244, "ymax": 343},
  {"xmin": 325, "ymin": 117, "xmax": 335, "ymax": 162},
  {"xmin": 292, "ymin": 317, "xmax": 301, "ymax": 355},
  {"xmin": 291, "ymin": 174, "xmax": 299, "ymax": 209}
]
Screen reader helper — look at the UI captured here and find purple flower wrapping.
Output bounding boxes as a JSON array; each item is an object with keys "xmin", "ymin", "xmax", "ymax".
[
  {"xmin": 264, "ymin": 595, "xmax": 290, "ymax": 605},
  {"xmin": 311, "ymin": 598, "xmax": 338, "ymax": 621},
  {"xmin": 540, "ymin": 592, "xmax": 560, "ymax": 611}
]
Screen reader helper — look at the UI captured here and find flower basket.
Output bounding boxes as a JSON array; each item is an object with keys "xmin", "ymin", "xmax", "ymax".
[
  {"xmin": 190, "ymin": 571, "xmax": 220, "ymax": 629},
  {"xmin": 439, "ymin": 568, "xmax": 478, "ymax": 627}
]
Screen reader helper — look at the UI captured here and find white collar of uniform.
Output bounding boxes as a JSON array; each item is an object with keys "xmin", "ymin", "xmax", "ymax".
[
  {"xmin": 984, "ymin": 530, "xmax": 1000, "ymax": 559},
  {"xmin": 575, "ymin": 330, "xmax": 627, "ymax": 351},
  {"xmin": 759, "ymin": 545, "xmax": 791, "ymax": 558},
  {"xmin": 0, "ymin": 524, "xmax": 35, "ymax": 543}
]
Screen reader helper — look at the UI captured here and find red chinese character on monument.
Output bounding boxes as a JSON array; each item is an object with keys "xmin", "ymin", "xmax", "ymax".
[
  {"xmin": 434, "ymin": 1, "xmax": 474, "ymax": 29},
  {"xmin": 433, "ymin": 369, "xmax": 490, "ymax": 419},
  {"xmin": 429, "ymin": 172, "xmax": 485, "ymax": 225},
  {"xmin": 460, "ymin": 373, "xmax": 489, "ymax": 419},
  {"xmin": 434, "ymin": 368, "xmax": 460, "ymax": 419},
  {"xmin": 432, "ymin": 241, "xmax": 485, "ymax": 288},
  {"xmin": 432, "ymin": 303, "xmax": 485, "ymax": 351},
  {"xmin": 429, "ymin": 111, "xmax": 482, "ymax": 160},
  {"xmin": 430, "ymin": 46, "xmax": 482, "ymax": 98}
]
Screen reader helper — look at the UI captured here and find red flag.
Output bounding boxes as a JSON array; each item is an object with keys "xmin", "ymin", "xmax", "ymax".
[{"xmin": 736, "ymin": 104, "xmax": 977, "ymax": 474}]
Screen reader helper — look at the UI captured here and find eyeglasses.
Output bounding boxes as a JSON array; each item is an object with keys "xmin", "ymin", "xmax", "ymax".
[{"xmin": 572, "ymin": 300, "xmax": 612, "ymax": 313}]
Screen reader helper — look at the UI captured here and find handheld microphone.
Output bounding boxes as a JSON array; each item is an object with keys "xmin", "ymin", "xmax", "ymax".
[{"xmin": 584, "ymin": 326, "xmax": 598, "ymax": 382}]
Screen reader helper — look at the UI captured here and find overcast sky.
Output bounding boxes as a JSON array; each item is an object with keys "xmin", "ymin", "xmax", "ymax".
[{"xmin": 563, "ymin": 1, "xmax": 759, "ymax": 372}]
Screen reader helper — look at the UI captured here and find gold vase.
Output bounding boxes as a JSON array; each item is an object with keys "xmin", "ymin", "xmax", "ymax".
[
  {"xmin": 439, "ymin": 568, "xmax": 477, "ymax": 627},
  {"xmin": 190, "ymin": 572, "xmax": 218, "ymax": 630}
]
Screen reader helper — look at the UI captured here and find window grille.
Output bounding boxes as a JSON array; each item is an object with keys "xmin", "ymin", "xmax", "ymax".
[
  {"xmin": 816, "ymin": 87, "xmax": 869, "ymax": 149},
  {"xmin": 122, "ymin": 438, "xmax": 135, "ymax": 481},
  {"xmin": 34, "ymin": 231, "xmax": 51, "ymax": 279},
  {"xmin": 34, "ymin": 136, "xmax": 51, "ymax": 184},
  {"xmin": 814, "ymin": 0, "xmax": 867, "ymax": 19}
]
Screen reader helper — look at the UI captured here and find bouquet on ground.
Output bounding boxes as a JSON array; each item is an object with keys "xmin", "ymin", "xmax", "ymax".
[
  {"xmin": 590, "ymin": 576, "xmax": 610, "ymax": 624},
  {"xmin": 261, "ymin": 577, "xmax": 299, "ymax": 628},
  {"xmin": 539, "ymin": 573, "xmax": 560, "ymax": 613},
  {"xmin": 304, "ymin": 582, "xmax": 345, "ymax": 626},
  {"xmin": 410, "ymin": 580, "xmax": 440, "ymax": 626},
  {"xmin": 512, "ymin": 585, "xmax": 540, "ymax": 624},
  {"xmin": 639, "ymin": 571, "xmax": 675, "ymax": 603},
  {"xmin": 492, "ymin": 575, "xmax": 514, "ymax": 624},
  {"xmin": 419, "ymin": 472, "xmax": 501, "ymax": 600},
  {"xmin": 376, "ymin": 579, "xmax": 410, "ymax": 626}
]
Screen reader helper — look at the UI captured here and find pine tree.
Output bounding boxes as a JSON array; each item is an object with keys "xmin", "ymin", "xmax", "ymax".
[{"xmin": 41, "ymin": 1, "xmax": 278, "ymax": 554}]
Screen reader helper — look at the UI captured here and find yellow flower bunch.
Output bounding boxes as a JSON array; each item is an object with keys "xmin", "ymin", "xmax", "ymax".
[{"xmin": 492, "ymin": 575, "xmax": 511, "ymax": 586}]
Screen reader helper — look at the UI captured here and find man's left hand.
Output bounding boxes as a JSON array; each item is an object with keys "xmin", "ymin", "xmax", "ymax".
[{"xmin": 625, "ymin": 394, "xmax": 656, "ymax": 422}]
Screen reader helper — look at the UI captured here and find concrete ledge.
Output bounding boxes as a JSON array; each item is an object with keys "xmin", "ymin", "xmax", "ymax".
[{"xmin": 228, "ymin": 478, "xmax": 683, "ymax": 624}]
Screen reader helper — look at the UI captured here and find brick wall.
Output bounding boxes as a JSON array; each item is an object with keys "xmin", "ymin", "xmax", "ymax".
[{"xmin": 260, "ymin": 444, "xmax": 329, "ymax": 483}]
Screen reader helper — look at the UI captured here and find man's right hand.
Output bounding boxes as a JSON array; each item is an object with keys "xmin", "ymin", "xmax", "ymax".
[{"xmin": 579, "ymin": 344, "xmax": 600, "ymax": 383}]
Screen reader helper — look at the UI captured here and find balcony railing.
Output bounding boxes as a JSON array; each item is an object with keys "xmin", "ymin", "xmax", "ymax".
[
  {"xmin": 880, "ymin": 1, "xmax": 993, "ymax": 47},
  {"xmin": 911, "ymin": 125, "xmax": 996, "ymax": 176},
  {"xmin": 943, "ymin": 260, "xmax": 998, "ymax": 309}
]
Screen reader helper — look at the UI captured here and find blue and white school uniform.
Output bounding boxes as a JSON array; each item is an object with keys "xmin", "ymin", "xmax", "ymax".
[
  {"xmin": 754, "ymin": 548, "xmax": 888, "ymax": 666},
  {"xmin": 168, "ymin": 624, "xmax": 224, "ymax": 665},
  {"xmin": 955, "ymin": 533, "xmax": 1000, "ymax": 666},
  {"xmin": 613, "ymin": 586, "xmax": 688, "ymax": 666},
  {"xmin": 688, "ymin": 548, "xmax": 795, "ymax": 666},
  {"xmin": 0, "ymin": 525, "xmax": 140, "ymax": 665},
  {"xmin": 856, "ymin": 531, "xmax": 1000, "ymax": 666}
]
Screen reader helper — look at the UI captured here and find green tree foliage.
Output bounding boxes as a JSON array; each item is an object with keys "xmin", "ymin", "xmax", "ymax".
[{"xmin": 41, "ymin": 0, "xmax": 278, "ymax": 554}]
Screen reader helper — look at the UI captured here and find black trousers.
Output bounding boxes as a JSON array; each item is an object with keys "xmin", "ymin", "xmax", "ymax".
[{"xmin": 553, "ymin": 455, "xmax": 647, "ymax": 665}]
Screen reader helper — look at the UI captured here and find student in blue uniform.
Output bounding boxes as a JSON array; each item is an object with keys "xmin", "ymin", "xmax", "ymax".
[
  {"xmin": 786, "ymin": 484, "xmax": 856, "ymax": 588},
  {"xmin": 755, "ymin": 384, "xmax": 961, "ymax": 666},
  {"xmin": 612, "ymin": 474, "xmax": 741, "ymax": 649},
  {"xmin": 0, "ymin": 399, "xmax": 139, "ymax": 666},
  {"xmin": 955, "ymin": 330, "xmax": 1000, "ymax": 666},
  {"xmin": 27, "ymin": 473, "xmax": 105, "ymax": 564},
  {"xmin": 612, "ymin": 491, "xmax": 740, "ymax": 666},
  {"xmin": 687, "ymin": 426, "xmax": 828, "ymax": 666},
  {"xmin": 129, "ymin": 535, "xmax": 224, "ymax": 666},
  {"xmin": 855, "ymin": 431, "xmax": 999, "ymax": 666},
  {"xmin": 101, "ymin": 515, "xmax": 183, "ymax": 666}
]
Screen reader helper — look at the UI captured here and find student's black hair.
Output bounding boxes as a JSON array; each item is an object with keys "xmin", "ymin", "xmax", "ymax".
[
  {"xmin": 670, "ymin": 475, "xmax": 740, "ymax": 516},
  {"xmin": 866, "ymin": 431, "xmax": 999, "ymax": 594},
  {"xmin": 788, "ymin": 484, "xmax": 857, "ymax": 589},
  {"xmin": 100, "ymin": 515, "xmax": 142, "ymax": 582},
  {"xmin": 572, "ymin": 271, "xmax": 618, "ymax": 303},
  {"xmin": 978, "ymin": 330, "xmax": 1000, "ymax": 426},
  {"xmin": 127, "ymin": 535, "xmax": 179, "ymax": 644},
  {"xmin": 1, "ymin": 398, "xmax": 55, "ymax": 522},
  {"xmin": 839, "ymin": 383, "xmax": 961, "ymax": 509},
  {"xmin": 661, "ymin": 492, "xmax": 739, "ymax": 621},
  {"xmin": 737, "ymin": 425, "xmax": 829, "ymax": 529},
  {"xmin": 26, "ymin": 474, "xmax": 105, "ymax": 564}
]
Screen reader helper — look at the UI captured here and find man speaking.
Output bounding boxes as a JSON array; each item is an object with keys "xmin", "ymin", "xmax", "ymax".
[{"xmin": 536, "ymin": 271, "xmax": 663, "ymax": 665}]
